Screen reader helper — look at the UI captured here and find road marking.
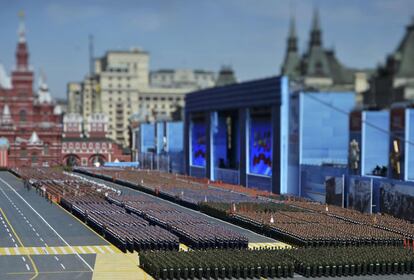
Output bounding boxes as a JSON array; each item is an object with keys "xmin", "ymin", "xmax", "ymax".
[
  {"xmin": 78, "ymin": 246, "xmax": 86, "ymax": 254},
  {"xmin": 22, "ymin": 256, "xmax": 26, "ymax": 262},
  {"xmin": 54, "ymin": 256, "xmax": 59, "ymax": 261},
  {"xmin": 60, "ymin": 263, "xmax": 66, "ymax": 270},
  {"xmin": 87, "ymin": 246, "xmax": 96, "ymax": 254},
  {"xmin": 95, "ymin": 246, "xmax": 105, "ymax": 253},
  {"xmin": 105, "ymin": 246, "xmax": 114, "ymax": 253},
  {"xmin": 0, "ymin": 245, "xmax": 118, "ymax": 255},
  {"xmin": 0, "ymin": 177, "xmax": 94, "ymax": 272},
  {"xmin": 51, "ymin": 247, "xmax": 58, "ymax": 254},
  {"xmin": 60, "ymin": 247, "xmax": 67, "ymax": 254},
  {"xmin": 0, "ymin": 208, "xmax": 38, "ymax": 280},
  {"xmin": 26, "ymin": 264, "xmax": 30, "ymax": 271}
]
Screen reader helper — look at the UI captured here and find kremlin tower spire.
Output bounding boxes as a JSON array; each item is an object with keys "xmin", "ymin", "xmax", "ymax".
[
  {"xmin": 11, "ymin": 10, "xmax": 33, "ymax": 96},
  {"xmin": 16, "ymin": 11, "xmax": 29, "ymax": 71}
]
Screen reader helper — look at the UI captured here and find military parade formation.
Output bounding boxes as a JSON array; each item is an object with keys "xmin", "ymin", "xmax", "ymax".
[{"xmin": 11, "ymin": 167, "xmax": 414, "ymax": 278}]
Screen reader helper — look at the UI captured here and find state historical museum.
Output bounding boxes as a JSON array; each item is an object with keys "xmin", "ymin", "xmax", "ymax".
[{"xmin": 0, "ymin": 16, "xmax": 62, "ymax": 167}]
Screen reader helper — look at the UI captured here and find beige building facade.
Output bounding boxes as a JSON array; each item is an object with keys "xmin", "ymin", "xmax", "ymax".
[{"xmin": 67, "ymin": 48, "xmax": 211, "ymax": 147}]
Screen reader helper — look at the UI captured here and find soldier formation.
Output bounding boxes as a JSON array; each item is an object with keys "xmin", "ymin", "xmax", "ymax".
[
  {"xmin": 13, "ymin": 167, "xmax": 414, "ymax": 279},
  {"xmin": 140, "ymin": 246, "xmax": 414, "ymax": 279}
]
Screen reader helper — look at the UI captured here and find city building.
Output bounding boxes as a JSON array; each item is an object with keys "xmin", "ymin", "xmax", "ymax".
[
  {"xmin": 281, "ymin": 9, "xmax": 371, "ymax": 103},
  {"xmin": 0, "ymin": 15, "xmax": 62, "ymax": 167},
  {"xmin": 150, "ymin": 69, "xmax": 215, "ymax": 89},
  {"xmin": 68, "ymin": 49, "xmax": 215, "ymax": 147},
  {"xmin": 215, "ymin": 66, "xmax": 237, "ymax": 87},
  {"xmin": 364, "ymin": 18, "xmax": 414, "ymax": 108},
  {"xmin": 62, "ymin": 112, "xmax": 130, "ymax": 166}
]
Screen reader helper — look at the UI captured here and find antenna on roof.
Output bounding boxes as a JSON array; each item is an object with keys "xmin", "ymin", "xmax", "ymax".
[{"xmin": 89, "ymin": 34, "xmax": 94, "ymax": 76}]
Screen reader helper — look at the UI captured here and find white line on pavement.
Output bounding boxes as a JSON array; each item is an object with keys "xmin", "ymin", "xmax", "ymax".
[{"xmin": 0, "ymin": 177, "xmax": 93, "ymax": 271}]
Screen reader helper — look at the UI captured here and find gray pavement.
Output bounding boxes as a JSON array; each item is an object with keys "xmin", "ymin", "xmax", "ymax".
[{"xmin": 0, "ymin": 171, "xmax": 105, "ymax": 280}]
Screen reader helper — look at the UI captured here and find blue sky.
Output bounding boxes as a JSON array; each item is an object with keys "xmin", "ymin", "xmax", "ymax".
[{"xmin": 0, "ymin": 0, "xmax": 413, "ymax": 98}]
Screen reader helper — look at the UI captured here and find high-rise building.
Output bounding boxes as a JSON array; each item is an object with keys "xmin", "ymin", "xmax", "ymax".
[
  {"xmin": 0, "ymin": 14, "xmax": 62, "ymax": 167},
  {"xmin": 281, "ymin": 9, "xmax": 371, "ymax": 103}
]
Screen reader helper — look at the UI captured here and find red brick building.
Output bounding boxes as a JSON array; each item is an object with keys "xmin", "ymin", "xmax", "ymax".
[
  {"xmin": 0, "ymin": 16, "xmax": 62, "ymax": 167},
  {"xmin": 62, "ymin": 113, "xmax": 130, "ymax": 166}
]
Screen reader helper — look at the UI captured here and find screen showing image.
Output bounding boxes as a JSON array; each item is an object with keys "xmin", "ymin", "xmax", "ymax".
[
  {"xmin": 249, "ymin": 111, "xmax": 272, "ymax": 176},
  {"xmin": 348, "ymin": 177, "xmax": 372, "ymax": 213},
  {"xmin": 191, "ymin": 120, "xmax": 206, "ymax": 167}
]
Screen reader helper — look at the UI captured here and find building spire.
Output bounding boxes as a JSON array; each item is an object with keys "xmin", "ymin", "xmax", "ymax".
[
  {"xmin": 16, "ymin": 10, "xmax": 29, "ymax": 71},
  {"xmin": 281, "ymin": 11, "xmax": 300, "ymax": 77},
  {"xmin": 312, "ymin": 7, "xmax": 320, "ymax": 31},
  {"xmin": 286, "ymin": 14, "xmax": 298, "ymax": 53},
  {"xmin": 18, "ymin": 10, "xmax": 26, "ymax": 43},
  {"xmin": 289, "ymin": 14, "xmax": 296, "ymax": 38},
  {"xmin": 309, "ymin": 7, "xmax": 322, "ymax": 47}
]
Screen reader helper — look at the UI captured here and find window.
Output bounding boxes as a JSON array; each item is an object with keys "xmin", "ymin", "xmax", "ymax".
[
  {"xmin": 20, "ymin": 148, "xmax": 27, "ymax": 157},
  {"xmin": 31, "ymin": 153, "xmax": 38, "ymax": 163},
  {"xmin": 43, "ymin": 143, "xmax": 49, "ymax": 156},
  {"xmin": 19, "ymin": 110, "xmax": 27, "ymax": 122}
]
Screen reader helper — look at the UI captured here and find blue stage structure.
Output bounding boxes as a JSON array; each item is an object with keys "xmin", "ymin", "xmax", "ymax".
[
  {"xmin": 135, "ymin": 121, "xmax": 185, "ymax": 174},
  {"xmin": 185, "ymin": 76, "xmax": 285, "ymax": 193},
  {"xmin": 295, "ymin": 92, "xmax": 355, "ymax": 201}
]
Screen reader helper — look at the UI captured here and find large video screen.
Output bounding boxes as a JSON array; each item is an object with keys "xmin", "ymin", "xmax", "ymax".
[
  {"xmin": 249, "ymin": 111, "xmax": 272, "ymax": 176},
  {"xmin": 191, "ymin": 120, "xmax": 206, "ymax": 167}
]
